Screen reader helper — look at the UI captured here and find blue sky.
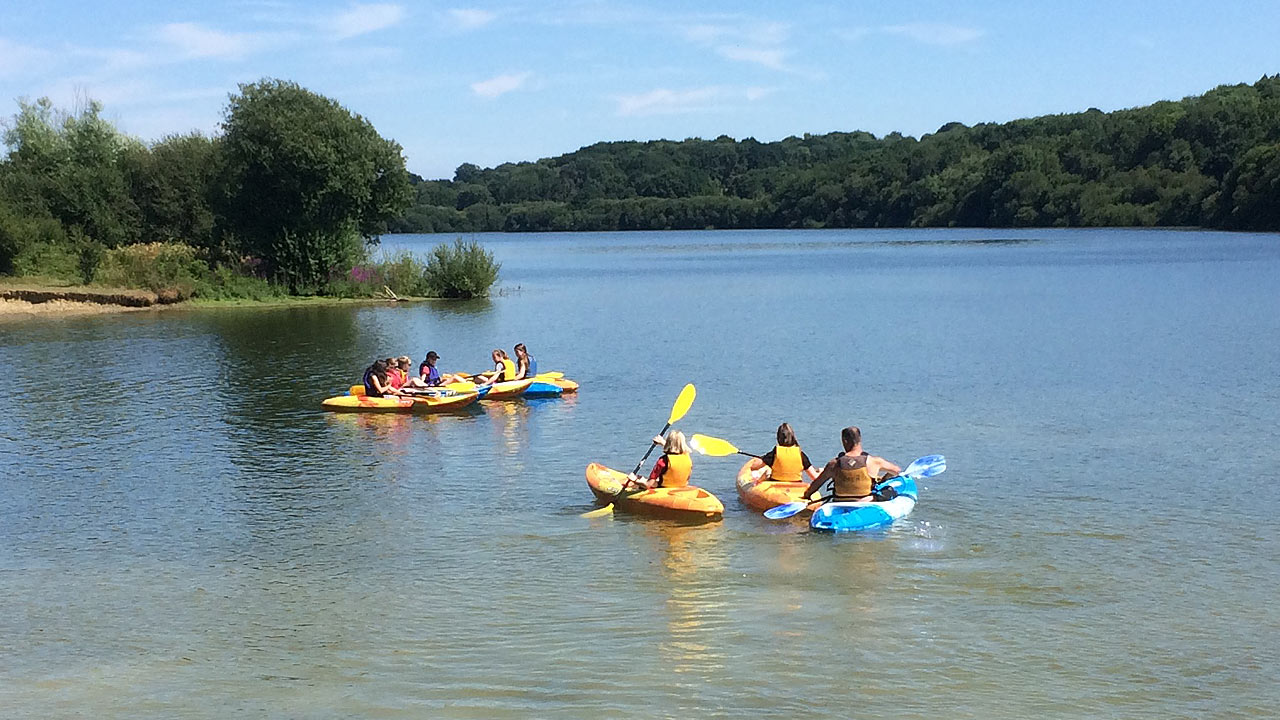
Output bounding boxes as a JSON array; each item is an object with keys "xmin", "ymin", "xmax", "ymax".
[{"xmin": 2, "ymin": 1, "xmax": 1278, "ymax": 179}]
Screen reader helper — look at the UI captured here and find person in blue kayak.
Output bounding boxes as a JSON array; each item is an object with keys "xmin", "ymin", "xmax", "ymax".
[
  {"xmin": 513, "ymin": 343, "xmax": 537, "ymax": 380},
  {"xmin": 475, "ymin": 348, "xmax": 516, "ymax": 386},
  {"xmin": 803, "ymin": 426, "xmax": 901, "ymax": 502},
  {"xmin": 756, "ymin": 422, "xmax": 819, "ymax": 482},
  {"xmin": 628, "ymin": 430, "xmax": 693, "ymax": 489},
  {"xmin": 362, "ymin": 359, "xmax": 396, "ymax": 397}
]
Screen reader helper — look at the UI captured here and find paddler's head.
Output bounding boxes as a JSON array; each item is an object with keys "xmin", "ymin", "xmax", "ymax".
[
  {"xmin": 777, "ymin": 422, "xmax": 797, "ymax": 447},
  {"xmin": 665, "ymin": 430, "xmax": 688, "ymax": 455},
  {"xmin": 840, "ymin": 426, "xmax": 862, "ymax": 453}
]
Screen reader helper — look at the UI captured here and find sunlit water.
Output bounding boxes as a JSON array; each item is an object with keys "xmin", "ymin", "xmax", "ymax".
[{"xmin": 2, "ymin": 228, "xmax": 1278, "ymax": 718}]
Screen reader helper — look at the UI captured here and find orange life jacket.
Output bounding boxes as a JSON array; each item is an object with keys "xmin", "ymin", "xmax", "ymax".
[
  {"xmin": 770, "ymin": 445, "xmax": 805, "ymax": 482},
  {"xmin": 660, "ymin": 453, "xmax": 692, "ymax": 488}
]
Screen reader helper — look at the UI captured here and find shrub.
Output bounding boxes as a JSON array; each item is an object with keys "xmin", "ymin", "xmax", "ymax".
[
  {"xmin": 422, "ymin": 238, "xmax": 500, "ymax": 299},
  {"xmin": 378, "ymin": 250, "xmax": 432, "ymax": 296},
  {"xmin": 95, "ymin": 242, "xmax": 209, "ymax": 300},
  {"xmin": 194, "ymin": 264, "xmax": 286, "ymax": 301}
]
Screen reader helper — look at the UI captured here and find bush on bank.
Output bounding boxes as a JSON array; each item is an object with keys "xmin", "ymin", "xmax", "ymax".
[{"xmin": 422, "ymin": 238, "xmax": 501, "ymax": 299}]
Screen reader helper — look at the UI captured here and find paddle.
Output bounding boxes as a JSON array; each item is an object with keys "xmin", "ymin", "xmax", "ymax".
[
  {"xmin": 632, "ymin": 384, "xmax": 696, "ymax": 475},
  {"xmin": 688, "ymin": 434, "xmax": 761, "ymax": 458},
  {"xmin": 581, "ymin": 384, "xmax": 696, "ymax": 518},
  {"xmin": 763, "ymin": 454, "xmax": 947, "ymax": 520}
]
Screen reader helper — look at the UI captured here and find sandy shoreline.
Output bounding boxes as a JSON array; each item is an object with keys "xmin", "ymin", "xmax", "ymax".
[{"xmin": 0, "ymin": 297, "xmax": 158, "ymax": 318}]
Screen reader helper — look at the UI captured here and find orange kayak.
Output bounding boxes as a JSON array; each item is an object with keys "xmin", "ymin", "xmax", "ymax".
[
  {"xmin": 585, "ymin": 463, "xmax": 723, "ymax": 520},
  {"xmin": 551, "ymin": 378, "xmax": 579, "ymax": 393},
  {"xmin": 322, "ymin": 394, "xmax": 415, "ymax": 412},
  {"xmin": 407, "ymin": 391, "xmax": 480, "ymax": 412},
  {"xmin": 735, "ymin": 458, "xmax": 811, "ymax": 513}
]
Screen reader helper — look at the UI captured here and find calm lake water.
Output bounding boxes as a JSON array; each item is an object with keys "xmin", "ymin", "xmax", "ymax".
[{"xmin": 2, "ymin": 228, "xmax": 1278, "ymax": 718}]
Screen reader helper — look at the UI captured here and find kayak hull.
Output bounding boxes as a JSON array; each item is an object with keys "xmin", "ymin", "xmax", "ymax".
[
  {"xmin": 585, "ymin": 463, "xmax": 723, "ymax": 520},
  {"xmin": 479, "ymin": 379, "xmax": 533, "ymax": 400},
  {"xmin": 809, "ymin": 476, "xmax": 919, "ymax": 532},
  {"xmin": 322, "ymin": 394, "xmax": 415, "ymax": 412},
  {"xmin": 523, "ymin": 380, "xmax": 565, "ymax": 398},
  {"xmin": 735, "ymin": 459, "xmax": 811, "ymax": 513},
  {"xmin": 551, "ymin": 378, "xmax": 579, "ymax": 393},
  {"xmin": 408, "ymin": 391, "xmax": 480, "ymax": 412}
]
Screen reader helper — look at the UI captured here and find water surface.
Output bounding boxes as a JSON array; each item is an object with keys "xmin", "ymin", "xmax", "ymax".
[{"xmin": 2, "ymin": 228, "xmax": 1278, "ymax": 718}]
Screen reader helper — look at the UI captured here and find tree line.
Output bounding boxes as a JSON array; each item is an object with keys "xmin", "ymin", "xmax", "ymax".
[
  {"xmin": 391, "ymin": 75, "xmax": 1280, "ymax": 234},
  {"xmin": 0, "ymin": 79, "xmax": 421, "ymax": 296}
]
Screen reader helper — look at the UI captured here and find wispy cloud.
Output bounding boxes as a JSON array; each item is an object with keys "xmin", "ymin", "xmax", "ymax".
[
  {"xmin": 847, "ymin": 23, "xmax": 985, "ymax": 47},
  {"xmin": 327, "ymin": 3, "xmax": 407, "ymax": 39},
  {"xmin": 449, "ymin": 8, "xmax": 497, "ymax": 30},
  {"xmin": 0, "ymin": 38, "xmax": 54, "ymax": 79},
  {"xmin": 471, "ymin": 71, "xmax": 532, "ymax": 98},
  {"xmin": 614, "ymin": 85, "xmax": 771, "ymax": 117},
  {"xmin": 680, "ymin": 19, "xmax": 792, "ymax": 70},
  {"xmin": 155, "ymin": 23, "xmax": 271, "ymax": 60}
]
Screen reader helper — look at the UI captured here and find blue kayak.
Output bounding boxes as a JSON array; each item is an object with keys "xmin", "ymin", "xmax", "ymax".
[
  {"xmin": 809, "ymin": 476, "xmax": 919, "ymax": 532},
  {"xmin": 522, "ymin": 380, "xmax": 564, "ymax": 398}
]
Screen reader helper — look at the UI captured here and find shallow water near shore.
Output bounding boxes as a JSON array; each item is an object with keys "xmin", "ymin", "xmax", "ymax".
[{"xmin": 2, "ymin": 228, "xmax": 1279, "ymax": 718}]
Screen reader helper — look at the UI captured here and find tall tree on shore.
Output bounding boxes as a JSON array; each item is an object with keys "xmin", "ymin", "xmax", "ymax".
[{"xmin": 215, "ymin": 79, "xmax": 412, "ymax": 292}]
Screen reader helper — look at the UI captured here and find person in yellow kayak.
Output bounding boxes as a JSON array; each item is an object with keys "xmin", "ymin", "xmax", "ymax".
[
  {"xmin": 803, "ymin": 426, "xmax": 902, "ymax": 502},
  {"xmin": 475, "ymin": 348, "xmax": 516, "ymax": 386},
  {"xmin": 756, "ymin": 422, "xmax": 819, "ymax": 482},
  {"xmin": 629, "ymin": 430, "xmax": 692, "ymax": 489},
  {"xmin": 362, "ymin": 359, "xmax": 397, "ymax": 397},
  {"xmin": 405, "ymin": 351, "xmax": 467, "ymax": 389},
  {"xmin": 513, "ymin": 343, "xmax": 538, "ymax": 380}
]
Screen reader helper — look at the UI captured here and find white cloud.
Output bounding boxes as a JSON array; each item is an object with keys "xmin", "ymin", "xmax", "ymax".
[
  {"xmin": 614, "ymin": 85, "xmax": 770, "ymax": 117},
  {"xmin": 718, "ymin": 46, "xmax": 786, "ymax": 69},
  {"xmin": 0, "ymin": 38, "xmax": 53, "ymax": 79},
  {"xmin": 471, "ymin": 71, "xmax": 532, "ymax": 98},
  {"xmin": 876, "ymin": 23, "xmax": 984, "ymax": 46},
  {"xmin": 328, "ymin": 3, "xmax": 407, "ymax": 39},
  {"xmin": 679, "ymin": 19, "xmax": 792, "ymax": 70},
  {"xmin": 155, "ymin": 22, "xmax": 268, "ymax": 60},
  {"xmin": 449, "ymin": 8, "xmax": 497, "ymax": 30}
]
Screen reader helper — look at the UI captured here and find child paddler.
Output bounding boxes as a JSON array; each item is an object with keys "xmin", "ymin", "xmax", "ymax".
[
  {"xmin": 755, "ymin": 422, "xmax": 819, "ymax": 482},
  {"xmin": 628, "ymin": 430, "xmax": 693, "ymax": 489}
]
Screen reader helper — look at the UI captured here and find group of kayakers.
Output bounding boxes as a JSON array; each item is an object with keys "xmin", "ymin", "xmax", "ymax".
[
  {"xmin": 360, "ymin": 343, "xmax": 540, "ymax": 398},
  {"xmin": 629, "ymin": 423, "xmax": 901, "ymax": 503}
]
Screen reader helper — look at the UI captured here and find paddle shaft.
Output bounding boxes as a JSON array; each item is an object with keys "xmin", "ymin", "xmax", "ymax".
[{"xmin": 632, "ymin": 423, "xmax": 671, "ymax": 475}]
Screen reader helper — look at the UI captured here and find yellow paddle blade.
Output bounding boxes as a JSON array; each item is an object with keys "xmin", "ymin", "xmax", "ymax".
[
  {"xmin": 444, "ymin": 381, "xmax": 477, "ymax": 392},
  {"xmin": 534, "ymin": 371, "xmax": 565, "ymax": 380},
  {"xmin": 581, "ymin": 504, "xmax": 613, "ymax": 518},
  {"xmin": 668, "ymin": 383, "xmax": 696, "ymax": 425},
  {"xmin": 348, "ymin": 385, "xmax": 365, "ymax": 396},
  {"xmin": 689, "ymin": 434, "xmax": 740, "ymax": 457}
]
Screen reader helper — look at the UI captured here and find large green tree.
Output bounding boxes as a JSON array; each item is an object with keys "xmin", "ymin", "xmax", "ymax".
[{"xmin": 215, "ymin": 79, "xmax": 412, "ymax": 291}]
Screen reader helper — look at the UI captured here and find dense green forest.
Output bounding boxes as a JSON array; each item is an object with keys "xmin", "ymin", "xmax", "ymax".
[
  {"xmin": 0, "ymin": 79, "xmax": 496, "ymax": 300},
  {"xmin": 392, "ymin": 75, "xmax": 1280, "ymax": 233}
]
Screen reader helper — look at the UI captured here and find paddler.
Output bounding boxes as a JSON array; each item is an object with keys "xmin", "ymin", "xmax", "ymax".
[
  {"xmin": 362, "ymin": 358, "xmax": 396, "ymax": 397},
  {"xmin": 475, "ymin": 348, "xmax": 516, "ymax": 387},
  {"xmin": 513, "ymin": 343, "xmax": 537, "ymax": 379},
  {"xmin": 628, "ymin": 430, "xmax": 693, "ymax": 489},
  {"xmin": 406, "ymin": 351, "xmax": 467, "ymax": 388},
  {"xmin": 756, "ymin": 422, "xmax": 819, "ymax": 482},
  {"xmin": 803, "ymin": 426, "xmax": 901, "ymax": 502}
]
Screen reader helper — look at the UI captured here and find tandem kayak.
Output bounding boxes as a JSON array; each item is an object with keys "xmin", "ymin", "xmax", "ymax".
[
  {"xmin": 809, "ymin": 476, "xmax": 918, "ymax": 532},
  {"xmin": 325, "ymin": 387, "xmax": 480, "ymax": 413},
  {"xmin": 585, "ymin": 463, "xmax": 724, "ymax": 521},
  {"xmin": 735, "ymin": 459, "xmax": 812, "ymax": 513}
]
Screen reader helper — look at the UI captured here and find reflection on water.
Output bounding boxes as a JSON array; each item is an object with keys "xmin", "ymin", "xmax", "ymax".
[{"xmin": 644, "ymin": 522, "xmax": 729, "ymax": 676}]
